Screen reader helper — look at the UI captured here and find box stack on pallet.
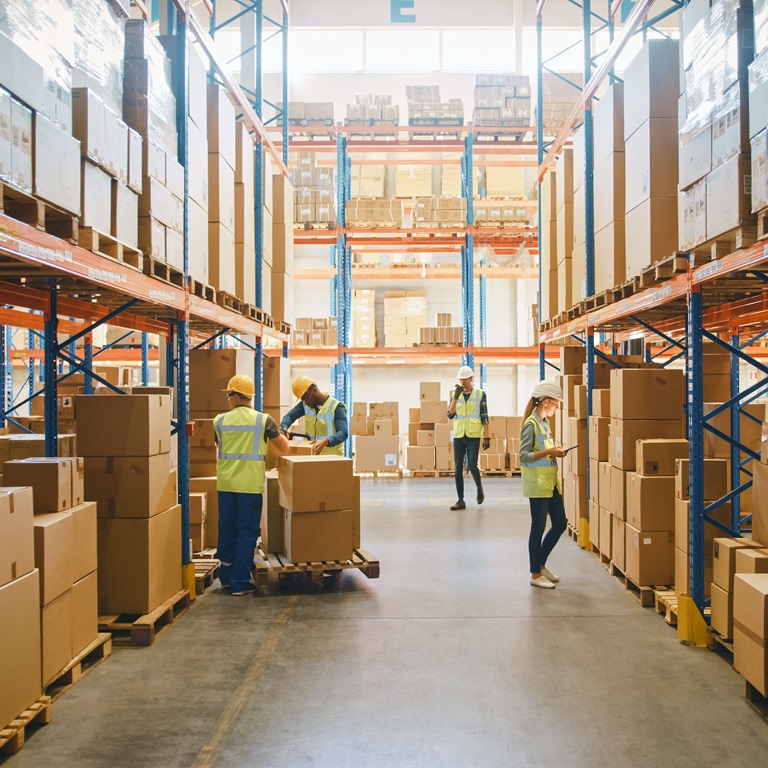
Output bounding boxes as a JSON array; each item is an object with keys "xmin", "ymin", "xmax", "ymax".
[
  {"xmin": 751, "ymin": 0, "xmax": 768, "ymax": 225},
  {"xmin": 418, "ymin": 312, "xmax": 463, "ymax": 346},
  {"xmin": 473, "ymin": 200, "xmax": 531, "ymax": 228},
  {"xmin": 481, "ymin": 165, "xmax": 526, "ymax": 199},
  {"xmin": 353, "ymin": 289, "xmax": 377, "ymax": 348},
  {"xmin": 480, "ymin": 416, "xmax": 522, "ymax": 474},
  {"xmin": 345, "ymin": 94, "xmax": 399, "ymax": 126},
  {"xmin": 234, "ymin": 122, "xmax": 256, "ymax": 305},
  {"xmin": 412, "ymin": 197, "xmax": 467, "ymax": 228},
  {"xmin": 384, "ymin": 290, "xmax": 427, "ymax": 347},
  {"xmin": 277, "ymin": 101, "xmax": 334, "ymax": 127},
  {"xmin": 539, "ymin": 169, "xmax": 557, "ymax": 320},
  {"xmin": 558, "ymin": 348, "xmax": 586, "ymax": 530},
  {"xmin": 395, "ymin": 158, "xmax": 433, "ymax": 197},
  {"xmin": 679, "ymin": 0, "xmax": 755, "ymax": 259},
  {"xmin": 352, "ymin": 402, "xmax": 401, "ymax": 473},
  {"xmin": 536, "ymin": 72, "xmax": 583, "ymax": 129},
  {"xmin": 556, "ymin": 148, "xmax": 574, "ymax": 315},
  {"xmin": 345, "ymin": 199, "xmax": 403, "ymax": 227},
  {"xmin": 350, "ymin": 164, "xmax": 387, "ymax": 198},
  {"xmin": 472, "ymin": 74, "xmax": 531, "ymax": 129},
  {"xmin": 406, "ymin": 86, "xmax": 463, "ymax": 126},
  {"xmin": 406, "ymin": 383, "xmax": 450, "ymax": 474},
  {"xmin": 292, "ymin": 151, "xmax": 335, "ymax": 227},
  {"xmin": 291, "ymin": 317, "xmax": 339, "ymax": 347},
  {"xmin": 77, "ymin": 392, "xmax": 182, "ymax": 617},
  {"xmin": 272, "ymin": 173, "xmax": 295, "ymax": 326}
]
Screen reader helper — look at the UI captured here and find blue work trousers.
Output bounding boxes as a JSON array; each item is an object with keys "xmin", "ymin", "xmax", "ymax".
[
  {"xmin": 528, "ymin": 489, "xmax": 567, "ymax": 574},
  {"xmin": 217, "ymin": 491, "xmax": 263, "ymax": 592},
  {"xmin": 453, "ymin": 436, "xmax": 482, "ymax": 501}
]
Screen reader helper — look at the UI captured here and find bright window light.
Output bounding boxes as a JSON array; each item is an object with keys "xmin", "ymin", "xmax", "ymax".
[
  {"xmin": 291, "ymin": 30, "xmax": 364, "ymax": 73},
  {"xmin": 442, "ymin": 30, "xmax": 515, "ymax": 71},
  {"xmin": 366, "ymin": 30, "xmax": 440, "ymax": 71}
]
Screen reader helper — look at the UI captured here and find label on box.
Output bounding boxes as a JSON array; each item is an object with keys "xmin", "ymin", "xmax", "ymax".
[
  {"xmin": 615, "ymin": 437, "xmax": 622, "ymax": 461},
  {"xmin": 384, "ymin": 454, "xmax": 398, "ymax": 467}
]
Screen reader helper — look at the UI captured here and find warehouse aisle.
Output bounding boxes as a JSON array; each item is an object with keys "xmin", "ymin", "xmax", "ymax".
[{"xmin": 9, "ymin": 478, "xmax": 768, "ymax": 768}]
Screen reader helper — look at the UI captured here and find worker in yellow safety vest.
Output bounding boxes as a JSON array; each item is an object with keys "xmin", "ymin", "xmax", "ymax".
[
  {"xmin": 280, "ymin": 376, "xmax": 349, "ymax": 456},
  {"xmin": 214, "ymin": 374, "xmax": 289, "ymax": 596},
  {"xmin": 519, "ymin": 380, "xmax": 568, "ymax": 590},
  {"xmin": 447, "ymin": 365, "xmax": 491, "ymax": 510}
]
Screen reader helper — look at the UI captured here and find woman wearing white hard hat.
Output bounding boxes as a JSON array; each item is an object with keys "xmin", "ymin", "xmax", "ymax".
[
  {"xmin": 447, "ymin": 365, "xmax": 490, "ymax": 510},
  {"xmin": 519, "ymin": 381, "xmax": 568, "ymax": 588}
]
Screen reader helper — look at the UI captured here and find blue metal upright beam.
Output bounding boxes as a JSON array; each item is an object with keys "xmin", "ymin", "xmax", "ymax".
[
  {"xmin": 44, "ymin": 286, "xmax": 58, "ymax": 457},
  {"xmin": 536, "ymin": 13, "xmax": 546, "ymax": 381},
  {"xmin": 730, "ymin": 330, "xmax": 741, "ymax": 527},
  {"xmin": 584, "ymin": 0, "xmax": 595, "ymax": 300},
  {"xmin": 281, "ymin": 4, "xmax": 289, "ymax": 166},
  {"xmin": 461, "ymin": 134, "xmax": 475, "ymax": 372}
]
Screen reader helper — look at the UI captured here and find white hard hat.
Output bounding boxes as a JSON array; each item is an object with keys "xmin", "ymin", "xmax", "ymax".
[
  {"xmin": 532, "ymin": 380, "xmax": 563, "ymax": 401},
  {"xmin": 457, "ymin": 365, "xmax": 474, "ymax": 380}
]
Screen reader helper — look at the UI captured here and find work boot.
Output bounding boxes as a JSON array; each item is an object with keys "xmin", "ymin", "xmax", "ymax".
[
  {"xmin": 477, "ymin": 487, "xmax": 485, "ymax": 505},
  {"xmin": 450, "ymin": 500, "xmax": 466, "ymax": 510}
]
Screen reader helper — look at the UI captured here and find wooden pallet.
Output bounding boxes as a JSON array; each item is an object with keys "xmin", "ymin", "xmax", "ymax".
[
  {"xmin": 709, "ymin": 222, "xmax": 758, "ymax": 260},
  {"xmin": 277, "ymin": 321, "xmax": 291, "ymax": 335},
  {"xmin": 0, "ymin": 697, "xmax": 52, "ymax": 758},
  {"xmin": 590, "ymin": 544, "xmax": 611, "ymax": 570},
  {"xmin": 142, "ymin": 256, "xmax": 185, "ymax": 288},
  {"xmin": 709, "ymin": 629, "xmax": 734, "ymax": 655},
  {"xmin": 583, "ymin": 292, "xmax": 609, "ymax": 312},
  {"xmin": 253, "ymin": 546, "xmax": 380, "ymax": 586},
  {"xmin": 566, "ymin": 524, "xmax": 578, "ymax": 542},
  {"xmin": 294, "ymin": 222, "xmax": 335, "ymax": 231},
  {"xmin": 653, "ymin": 253, "xmax": 689, "ymax": 281},
  {"xmin": 408, "ymin": 470, "xmax": 453, "ymax": 478},
  {"xmin": 78, "ymin": 227, "xmax": 143, "ymax": 270},
  {"xmin": 612, "ymin": 570, "xmax": 667, "ymax": 608},
  {"xmin": 45, "ymin": 633, "xmax": 112, "ymax": 702},
  {"xmin": 358, "ymin": 469, "xmax": 404, "ymax": 478},
  {"xmin": 654, "ymin": 589, "xmax": 679, "ymax": 626},
  {"xmin": 0, "ymin": 181, "xmax": 78, "ymax": 243},
  {"xmin": 480, "ymin": 469, "xmax": 512, "ymax": 477},
  {"xmin": 757, "ymin": 207, "xmax": 768, "ymax": 240},
  {"xmin": 189, "ymin": 278, "xmax": 216, "ymax": 303},
  {"xmin": 193, "ymin": 558, "xmax": 221, "ymax": 594},
  {"xmin": 746, "ymin": 682, "xmax": 768, "ymax": 723},
  {"xmin": 98, "ymin": 589, "xmax": 191, "ymax": 646},
  {"xmin": 216, "ymin": 291, "xmax": 243, "ymax": 313},
  {"xmin": 346, "ymin": 220, "xmax": 401, "ymax": 229}
]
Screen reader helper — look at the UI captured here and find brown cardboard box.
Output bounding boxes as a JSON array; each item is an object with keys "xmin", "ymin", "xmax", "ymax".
[
  {"xmin": 188, "ymin": 348, "xmax": 254, "ymax": 413},
  {"xmin": 261, "ymin": 471, "xmax": 283, "ymax": 554},
  {"xmin": 559, "ymin": 346, "xmax": 585, "ymax": 375},
  {"xmin": 190, "ymin": 477, "xmax": 219, "ymax": 548},
  {"xmin": 592, "ymin": 389, "xmax": 611, "ymax": 417},
  {"xmin": 0, "ymin": 486, "xmax": 34, "ymax": 589},
  {"xmin": 407, "ymin": 446, "xmax": 435, "ymax": 471},
  {"xmin": 574, "ymin": 385, "xmax": 588, "ymax": 421},
  {"xmin": 71, "ymin": 571, "xmax": 98, "ymax": 657},
  {"xmin": 189, "ymin": 493, "xmax": 206, "ymax": 525},
  {"xmin": 754, "ymin": 462, "xmax": 768, "ymax": 547},
  {"xmin": 635, "ymin": 439, "xmax": 689, "ymax": 476},
  {"xmin": 263, "ymin": 356, "xmax": 292, "ymax": 408},
  {"xmin": 589, "ymin": 500, "xmax": 600, "ymax": 550},
  {"xmin": 3, "ymin": 458, "xmax": 74, "ymax": 513},
  {"xmin": 487, "ymin": 416, "xmax": 508, "ymax": 440},
  {"xmin": 76, "ymin": 394, "xmax": 171, "ymax": 456},
  {"xmin": 506, "ymin": 417, "xmax": 523, "ymax": 439},
  {"xmin": 609, "ymin": 466, "xmax": 628, "ymax": 519},
  {"xmin": 84, "ymin": 454, "xmax": 176, "ymax": 518},
  {"xmin": 416, "ymin": 429, "xmax": 435, "ymax": 446},
  {"xmin": 41, "ymin": 588, "xmax": 72, "ymax": 686},
  {"xmin": 33, "ymin": 511, "xmax": 73, "ymax": 605},
  {"xmin": 713, "ymin": 537, "xmax": 764, "ymax": 591},
  {"xmin": 278, "ymin": 456, "xmax": 354, "ymax": 512},
  {"xmin": 674, "ymin": 497, "xmax": 731, "ymax": 554},
  {"xmin": 589, "ymin": 460, "xmax": 600, "ymax": 504},
  {"xmin": 609, "ymin": 418, "xmax": 685, "ymax": 471},
  {"xmin": 97, "ymin": 504, "xmax": 182, "ymax": 614},
  {"xmin": 598, "ymin": 462, "xmax": 612, "ymax": 507},
  {"xmin": 674, "ymin": 458, "xmax": 728, "ymax": 500},
  {"xmin": 353, "ymin": 435, "xmax": 400, "ymax": 473},
  {"xmin": 420, "ymin": 401, "xmax": 447, "ymax": 424},
  {"xmin": 600, "ymin": 506, "xmax": 612, "ymax": 558},
  {"xmin": 609, "ymin": 368, "xmax": 684, "ymax": 420},
  {"xmin": 420, "ymin": 382, "xmax": 442, "ymax": 401},
  {"xmin": 705, "ymin": 402, "xmax": 763, "ymax": 459},
  {"xmin": 434, "ymin": 423, "xmax": 452, "ymax": 447},
  {"xmin": 735, "ymin": 548, "xmax": 768, "ymax": 575},
  {"xmin": 191, "ymin": 522, "xmax": 205, "ymax": 552},
  {"xmin": 711, "ymin": 582, "xmax": 734, "ymax": 638},
  {"xmin": 675, "ymin": 546, "xmax": 713, "ymax": 598},
  {"xmin": 612, "ymin": 516, "xmax": 626, "ymax": 570},
  {"xmin": 733, "ymin": 573, "xmax": 768, "ymax": 694},
  {"xmin": 562, "ymin": 375, "xmax": 583, "ymax": 416},
  {"xmin": 369, "ymin": 402, "xmax": 400, "ymax": 434},
  {"xmin": 626, "ymin": 474, "xmax": 675, "ymax": 530},
  {"xmin": 284, "ymin": 508, "xmax": 355, "ymax": 563},
  {"xmin": 625, "ymin": 197, "xmax": 679, "ymax": 279},
  {"xmin": 625, "ymin": 525, "xmax": 674, "ymax": 585},
  {"xmin": 435, "ymin": 446, "xmax": 453, "ymax": 471},
  {"xmin": 0, "ymin": 570, "xmax": 42, "ymax": 728},
  {"xmin": 588, "ymin": 417, "xmax": 609, "ymax": 462},
  {"xmin": 71, "ymin": 502, "xmax": 98, "ymax": 583}
]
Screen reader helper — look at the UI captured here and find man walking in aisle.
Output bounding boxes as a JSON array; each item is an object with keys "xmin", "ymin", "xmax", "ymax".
[
  {"xmin": 280, "ymin": 376, "xmax": 349, "ymax": 456},
  {"xmin": 214, "ymin": 375, "xmax": 289, "ymax": 596},
  {"xmin": 448, "ymin": 365, "xmax": 490, "ymax": 510}
]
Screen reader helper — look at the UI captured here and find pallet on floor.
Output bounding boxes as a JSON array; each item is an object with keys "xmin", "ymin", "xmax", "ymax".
[
  {"xmin": 709, "ymin": 629, "xmax": 734, "ymax": 655},
  {"xmin": 253, "ymin": 546, "xmax": 380, "ymax": 585},
  {"xmin": 590, "ymin": 544, "xmax": 611, "ymax": 570},
  {"xmin": 358, "ymin": 469, "xmax": 403, "ymax": 478},
  {"xmin": 408, "ymin": 469, "xmax": 452, "ymax": 478},
  {"xmin": 98, "ymin": 589, "xmax": 191, "ymax": 646},
  {"xmin": 78, "ymin": 227, "xmax": 143, "ymax": 270},
  {"xmin": 193, "ymin": 558, "xmax": 221, "ymax": 594},
  {"xmin": 480, "ymin": 469, "xmax": 513, "ymax": 478},
  {"xmin": 0, "ymin": 181, "xmax": 78, "ymax": 243},
  {"xmin": 654, "ymin": 589, "xmax": 678, "ymax": 626},
  {"xmin": 612, "ymin": 569, "xmax": 666, "ymax": 608},
  {"xmin": 746, "ymin": 682, "xmax": 768, "ymax": 723},
  {"xmin": 45, "ymin": 633, "xmax": 112, "ymax": 702},
  {"xmin": 0, "ymin": 697, "xmax": 52, "ymax": 758}
]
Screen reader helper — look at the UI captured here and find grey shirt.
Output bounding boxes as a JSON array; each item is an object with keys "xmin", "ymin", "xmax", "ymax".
[{"xmin": 518, "ymin": 412, "xmax": 550, "ymax": 465}]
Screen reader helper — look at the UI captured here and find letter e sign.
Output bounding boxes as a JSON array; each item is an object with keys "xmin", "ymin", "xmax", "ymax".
[{"xmin": 391, "ymin": 0, "xmax": 416, "ymax": 23}]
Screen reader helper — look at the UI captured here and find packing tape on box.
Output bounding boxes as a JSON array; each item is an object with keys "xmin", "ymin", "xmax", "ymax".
[{"xmin": 733, "ymin": 619, "xmax": 766, "ymax": 648}]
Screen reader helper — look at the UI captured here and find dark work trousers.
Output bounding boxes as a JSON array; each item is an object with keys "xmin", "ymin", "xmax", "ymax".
[
  {"xmin": 453, "ymin": 435, "xmax": 482, "ymax": 501},
  {"xmin": 217, "ymin": 491, "xmax": 263, "ymax": 592},
  {"xmin": 528, "ymin": 489, "xmax": 567, "ymax": 574}
]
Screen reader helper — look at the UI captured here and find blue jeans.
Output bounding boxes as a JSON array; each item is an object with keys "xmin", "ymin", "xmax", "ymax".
[
  {"xmin": 453, "ymin": 436, "xmax": 482, "ymax": 500},
  {"xmin": 528, "ymin": 489, "xmax": 567, "ymax": 574},
  {"xmin": 217, "ymin": 491, "xmax": 263, "ymax": 592}
]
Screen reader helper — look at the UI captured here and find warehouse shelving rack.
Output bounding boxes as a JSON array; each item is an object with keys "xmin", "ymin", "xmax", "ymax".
[
  {"xmin": 0, "ymin": 0, "xmax": 289, "ymax": 589},
  {"xmin": 534, "ymin": 0, "xmax": 768, "ymax": 633}
]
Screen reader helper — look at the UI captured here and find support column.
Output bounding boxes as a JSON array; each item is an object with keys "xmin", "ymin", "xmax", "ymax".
[
  {"xmin": 44, "ymin": 286, "xmax": 58, "ymax": 457},
  {"xmin": 730, "ymin": 328, "xmax": 741, "ymax": 527},
  {"xmin": 141, "ymin": 332, "xmax": 150, "ymax": 386}
]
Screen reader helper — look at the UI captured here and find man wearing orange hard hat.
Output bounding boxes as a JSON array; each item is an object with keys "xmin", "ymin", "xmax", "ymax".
[
  {"xmin": 280, "ymin": 376, "xmax": 349, "ymax": 456},
  {"xmin": 213, "ymin": 374, "xmax": 289, "ymax": 596}
]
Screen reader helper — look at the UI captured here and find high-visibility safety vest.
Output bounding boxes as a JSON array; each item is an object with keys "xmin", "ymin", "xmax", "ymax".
[
  {"xmin": 303, "ymin": 395, "xmax": 345, "ymax": 455},
  {"xmin": 452, "ymin": 388, "xmax": 484, "ymax": 439},
  {"xmin": 213, "ymin": 407, "xmax": 268, "ymax": 493},
  {"xmin": 520, "ymin": 412, "xmax": 561, "ymax": 498}
]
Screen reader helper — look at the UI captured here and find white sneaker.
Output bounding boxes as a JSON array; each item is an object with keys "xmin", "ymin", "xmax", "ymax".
[
  {"xmin": 530, "ymin": 575, "xmax": 555, "ymax": 589},
  {"xmin": 541, "ymin": 566, "xmax": 560, "ymax": 583}
]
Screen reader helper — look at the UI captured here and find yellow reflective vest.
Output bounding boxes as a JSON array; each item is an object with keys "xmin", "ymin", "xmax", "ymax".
[
  {"xmin": 213, "ymin": 406, "xmax": 268, "ymax": 493},
  {"xmin": 452, "ymin": 388, "xmax": 484, "ymax": 439},
  {"xmin": 520, "ymin": 412, "xmax": 561, "ymax": 498},
  {"xmin": 304, "ymin": 395, "xmax": 345, "ymax": 455}
]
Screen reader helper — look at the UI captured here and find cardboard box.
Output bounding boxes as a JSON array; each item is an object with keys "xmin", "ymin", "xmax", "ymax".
[
  {"xmin": 189, "ymin": 348, "xmax": 254, "ymax": 413},
  {"xmin": 34, "ymin": 114, "xmax": 82, "ymax": 216},
  {"xmin": 626, "ymin": 474, "xmax": 675, "ymax": 531},
  {"xmin": 592, "ymin": 389, "xmax": 611, "ymax": 417},
  {"xmin": 263, "ymin": 356, "xmax": 292, "ymax": 408},
  {"xmin": 635, "ymin": 439, "xmax": 689, "ymax": 476},
  {"xmin": 675, "ymin": 546, "xmax": 713, "ymax": 599},
  {"xmin": 600, "ymin": 506, "xmax": 613, "ymax": 558},
  {"xmin": 609, "ymin": 418, "xmax": 685, "ymax": 471},
  {"xmin": 435, "ymin": 446, "xmax": 454, "ymax": 471},
  {"xmin": 420, "ymin": 382, "xmax": 442, "ymax": 401},
  {"xmin": 588, "ymin": 417, "xmax": 609, "ymax": 462},
  {"xmin": 624, "ymin": 197, "xmax": 679, "ymax": 280},
  {"xmin": 207, "ymin": 84, "xmax": 236, "ymax": 168},
  {"xmin": 711, "ymin": 582, "xmax": 734, "ymax": 638},
  {"xmin": 610, "ymin": 369, "xmax": 684, "ymax": 420},
  {"xmin": 707, "ymin": 153, "xmax": 752, "ymax": 241},
  {"xmin": 420, "ymin": 401, "xmax": 447, "ymax": 424},
  {"xmin": 674, "ymin": 458, "xmax": 728, "ymax": 500},
  {"xmin": 612, "ymin": 516, "xmax": 626, "ymax": 570},
  {"xmin": 416, "ymin": 429, "xmax": 435, "ymax": 446},
  {"xmin": 435, "ymin": 422, "xmax": 452, "ymax": 447},
  {"xmin": 589, "ymin": 500, "xmax": 600, "ymax": 550},
  {"xmin": 597, "ymin": 461, "xmax": 612, "ymax": 507},
  {"xmin": 733, "ymin": 573, "xmax": 768, "ymax": 695},
  {"xmin": 407, "ymin": 445, "xmax": 435, "ymax": 471},
  {"xmin": 736, "ymin": 548, "xmax": 768, "ymax": 575},
  {"xmin": 41, "ymin": 588, "xmax": 72, "ymax": 686},
  {"xmin": 713, "ymin": 537, "xmax": 764, "ymax": 591},
  {"xmin": 625, "ymin": 525, "xmax": 675, "ymax": 585},
  {"xmin": 97, "ymin": 504, "xmax": 182, "ymax": 614},
  {"xmin": 71, "ymin": 571, "xmax": 98, "ymax": 657},
  {"xmin": 3, "ymin": 458, "xmax": 73, "ymax": 513},
  {"xmin": 278, "ymin": 456, "xmax": 354, "ymax": 512},
  {"xmin": 112, "ymin": 181, "xmax": 139, "ymax": 249},
  {"xmin": 754, "ymin": 463, "xmax": 768, "ymax": 547},
  {"xmin": 71, "ymin": 502, "xmax": 98, "ymax": 583},
  {"xmin": 261, "ymin": 471, "xmax": 283, "ymax": 554},
  {"xmin": 189, "ymin": 477, "xmax": 219, "ymax": 549},
  {"xmin": 0, "ymin": 570, "xmax": 42, "ymax": 729},
  {"xmin": 84, "ymin": 453, "xmax": 176, "ymax": 519},
  {"xmin": 609, "ymin": 466, "xmax": 628, "ymax": 519},
  {"xmin": 284, "ymin": 508, "xmax": 355, "ymax": 563},
  {"xmin": 81, "ymin": 160, "xmax": 112, "ymax": 232},
  {"xmin": 33, "ymin": 511, "xmax": 73, "ymax": 606},
  {"xmin": 76, "ymin": 394, "xmax": 171, "ymax": 457},
  {"xmin": 0, "ymin": 486, "xmax": 34, "ymax": 589},
  {"xmin": 624, "ymin": 117, "xmax": 679, "ymax": 211},
  {"xmin": 674, "ymin": 497, "xmax": 731, "ymax": 555}
]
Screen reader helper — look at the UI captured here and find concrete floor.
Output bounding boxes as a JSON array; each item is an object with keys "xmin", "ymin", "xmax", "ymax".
[{"xmin": 7, "ymin": 477, "xmax": 768, "ymax": 768}]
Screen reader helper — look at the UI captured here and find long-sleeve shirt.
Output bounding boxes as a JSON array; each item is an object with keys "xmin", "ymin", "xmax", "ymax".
[
  {"xmin": 518, "ymin": 412, "xmax": 549, "ymax": 465},
  {"xmin": 280, "ymin": 398, "xmax": 349, "ymax": 447},
  {"xmin": 447, "ymin": 389, "xmax": 489, "ymax": 424}
]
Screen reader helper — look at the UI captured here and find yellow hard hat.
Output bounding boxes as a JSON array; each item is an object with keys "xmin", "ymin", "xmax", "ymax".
[
  {"xmin": 292, "ymin": 375, "xmax": 315, "ymax": 400},
  {"xmin": 223, "ymin": 374, "xmax": 255, "ymax": 398}
]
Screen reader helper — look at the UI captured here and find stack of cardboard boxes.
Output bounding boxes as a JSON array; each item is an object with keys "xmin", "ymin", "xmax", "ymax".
[
  {"xmin": 291, "ymin": 317, "xmax": 339, "ymax": 347},
  {"xmin": 473, "ymin": 201, "xmax": 531, "ymax": 227},
  {"xmin": 4, "ymin": 458, "xmax": 98, "ymax": 688},
  {"xmin": 751, "ymin": 0, "xmax": 768, "ymax": 212},
  {"xmin": 560, "ymin": 350, "xmax": 587, "ymax": 530},
  {"xmin": 353, "ymin": 402, "xmax": 400, "ymax": 473},
  {"xmin": 406, "ymin": 383, "xmax": 449, "ymax": 473},
  {"xmin": 395, "ymin": 161, "xmax": 433, "ymax": 197},
  {"xmin": 536, "ymin": 72, "xmax": 583, "ymax": 128},
  {"xmin": 272, "ymin": 172, "xmax": 295, "ymax": 324},
  {"xmin": 77, "ymin": 392, "xmax": 181, "ymax": 615},
  {"xmin": 406, "ymin": 85, "xmax": 463, "ymax": 124},
  {"xmin": 441, "ymin": 164, "xmax": 461, "ymax": 196},
  {"xmin": 411, "ymin": 197, "xmax": 467, "ymax": 228},
  {"xmin": 418, "ymin": 313, "xmax": 463, "ymax": 346},
  {"xmin": 482, "ymin": 166, "xmax": 526, "ymax": 198},
  {"xmin": 292, "ymin": 151, "xmax": 335, "ymax": 226},
  {"xmin": 556, "ymin": 148, "xmax": 574, "ymax": 314},
  {"xmin": 346, "ymin": 94, "xmax": 398, "ymax": 124},
  {"xmin": 346, "ymin": 199, "xmax": 403, "ymax": 226},
  {"xmin": 472, "ymin": 74, "xmax": 531, "ymax": 127},
  {"xmin": 234, "ymin": 121, "xmax": 256, "ymax": 307},
  {"xmin": 277, "ymin": 101, "xmax": 334, "ymax": 125},
  {"xmin": 353, "ymin": 289, "xmax": 377, "ymax": 348},
  {"xmin": 480, "ymin": 416, "xmax": 522, "ymax": 473},
  {"xmin": 350, "ymin": 164, "xmax": 387, "ymax": 198},
  {"xmin": 384, "ymin": 290, "xmax": 427, "ymax": 347},
  {"xmin": 539, "ymin": 169, "xmax": 557, "ymax": 320}
]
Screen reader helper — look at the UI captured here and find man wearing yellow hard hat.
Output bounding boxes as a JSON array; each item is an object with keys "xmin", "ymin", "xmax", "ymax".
[
  {"xmin": 280, "ymin": 376, "xmax": 349, "ymax": 456},
  {"xmin": 214, "ymin": 374, "xmax": 289, "ymax": 596}
]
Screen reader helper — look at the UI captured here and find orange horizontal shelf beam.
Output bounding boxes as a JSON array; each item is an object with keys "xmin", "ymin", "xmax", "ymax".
[
  {"xmin": 289, "ymin": 345, "xmax": 552, "ymax": 364},
  {"xmin": 294, "ymin": 267, "xmax": 538, "ymax": 280}
]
